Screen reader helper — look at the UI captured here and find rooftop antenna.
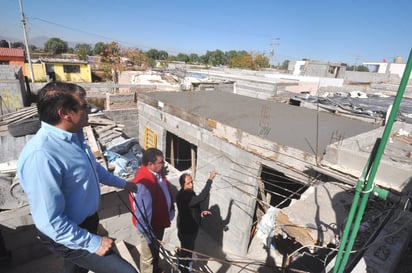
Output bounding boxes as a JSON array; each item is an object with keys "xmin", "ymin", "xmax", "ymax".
[
  {"xmin": 18, "ymin": 0, "xmax": 35, "ymax": 83},
  {"xmin": 270, "ymin": 37, "xmax": 280, "ymax": 69}
]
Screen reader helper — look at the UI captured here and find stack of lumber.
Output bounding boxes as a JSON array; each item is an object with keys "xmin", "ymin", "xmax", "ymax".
[
  {"xmin": 83, "ymin": 115, "xmax": 127, "ymax": 170},
  {"xmin": 0, "ymin": 106, "xmax": 38, "ymax": 136}
]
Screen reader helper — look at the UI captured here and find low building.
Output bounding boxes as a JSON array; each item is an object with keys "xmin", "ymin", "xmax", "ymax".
[
  {"xmin": 0, "ymin": 48, "xmax": 26, "ymax": 76},
  {"xmin": 28, "ymin": 58, "xmax": 92, "ymax": 83},
  {"xmin": 136, "ymin": 90, "xmax": 385, "ymax": 257},
  {"xmin": 288, "ymin": 59, "xmax": 347, "ymax": 78}
]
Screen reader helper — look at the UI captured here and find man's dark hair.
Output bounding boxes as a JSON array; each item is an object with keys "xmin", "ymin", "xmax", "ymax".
[
  {"xmin": 142, "ymin": 148, "xmax": 163, "ymax": 166},
  {"xmin": 37, "ymin": 81, "xmax": 86, "ymax": 125}
]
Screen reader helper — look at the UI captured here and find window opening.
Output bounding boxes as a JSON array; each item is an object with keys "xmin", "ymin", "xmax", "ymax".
[{"xmin": 165, "ymin": 131, "xmax": 197, "ymax": 171}]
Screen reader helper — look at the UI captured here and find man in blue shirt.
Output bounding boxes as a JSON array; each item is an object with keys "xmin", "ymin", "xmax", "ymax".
[{"xmin": 17, "ymin": 82, "xmax": 138, "ymax": 273}]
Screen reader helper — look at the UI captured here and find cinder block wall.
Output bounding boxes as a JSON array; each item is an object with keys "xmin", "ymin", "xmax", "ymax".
[
  {"xmin": 103, "ymin": 108, "xmax": 139, "ymax": 139},
  {"xmin": 0, "ymin": 135, "xmax": 33, "ymax": 162},
  {"xmin": 137, "ymin": 101, "xmax": 260, "ymax": 256}
]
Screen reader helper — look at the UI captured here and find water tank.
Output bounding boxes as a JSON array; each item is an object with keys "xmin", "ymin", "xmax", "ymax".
[{"xmin": 393, "ymin": 56, "xmax": 403, "ymax": 63}]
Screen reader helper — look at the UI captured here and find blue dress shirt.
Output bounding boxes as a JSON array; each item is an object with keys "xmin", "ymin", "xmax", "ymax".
[{"xmin": 17, "ymin": 122, "xmax": 126, "ymax": 253}]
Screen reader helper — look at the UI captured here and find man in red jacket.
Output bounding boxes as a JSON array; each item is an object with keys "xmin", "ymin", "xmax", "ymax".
[{"xmin": 130, "ymin": 148, "xmax": 175, "ymax": 273}]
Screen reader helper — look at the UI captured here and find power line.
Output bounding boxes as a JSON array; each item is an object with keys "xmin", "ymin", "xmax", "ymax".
[{"xmin": 29, "ymin": 16, "xmax": 149, "ymax": 49}]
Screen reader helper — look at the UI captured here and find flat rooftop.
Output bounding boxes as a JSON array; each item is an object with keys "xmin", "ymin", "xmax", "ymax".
[{"xmin": 142, "ymin": 91, "xmax": 379, "ymax": 156}]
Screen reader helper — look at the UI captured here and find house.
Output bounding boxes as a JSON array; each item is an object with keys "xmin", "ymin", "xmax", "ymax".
[
  {"xmin": 28, "ymin": 58, "xmax": 92, "ymax": 83},
  {"xmin": 288, "ymin": 59, "xmax": 347, "ymax": 78},
  {"xmin": 0, "ymin": 48, "xmax": 26, "ymax": 76},
  {"xmin": 135, "ymin": 89, "xmax": 411, "ymax": 272}
]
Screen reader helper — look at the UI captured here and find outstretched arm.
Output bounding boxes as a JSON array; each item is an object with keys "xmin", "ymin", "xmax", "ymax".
[{"xmin": 189, "ymin": 171, "xmax": 217, "ymax": 207}]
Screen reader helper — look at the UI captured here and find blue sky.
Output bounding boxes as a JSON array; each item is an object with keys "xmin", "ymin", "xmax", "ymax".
[{"xmin": 1, "ymin": 0, "xmax": 411, "ymax": 65}]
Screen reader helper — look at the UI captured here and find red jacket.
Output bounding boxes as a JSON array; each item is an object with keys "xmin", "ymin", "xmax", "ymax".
[{"xmin": 129, "ymin": 166, "xmax": 172, "ymax": 229}]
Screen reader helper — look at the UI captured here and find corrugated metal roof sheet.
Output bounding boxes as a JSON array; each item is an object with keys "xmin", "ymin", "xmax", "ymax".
[{"xmin": 0, "ymin": 47, "xmax": 25, "ymax": 57}]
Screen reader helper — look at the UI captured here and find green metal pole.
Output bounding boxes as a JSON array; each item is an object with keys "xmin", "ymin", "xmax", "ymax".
[
  {"xmin": 332, "ymin": 140, "xmax": 379, "ymax": 272},
  {"xmin": 334, "ymin": 48, "xmax": 412, "ymax": 273}
]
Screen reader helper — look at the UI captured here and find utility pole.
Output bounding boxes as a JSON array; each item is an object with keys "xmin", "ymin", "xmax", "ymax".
[
  {"xmin": 18, "ymin": 0, "xmax": 35, "ymax": 83},
  {"xmin": 353, "ymin": 55, "xmax": 361, "ymax": 71},
  {"xmin": 270, "ymin": 37, "xmax": 280, "ymax": 69}
]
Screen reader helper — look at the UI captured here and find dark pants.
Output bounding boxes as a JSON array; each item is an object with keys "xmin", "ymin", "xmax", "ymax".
[
  {"xmin": 177, "ymin": 232, "xmax": 197, "ymax": 273},
  {"xmin": 37, "ymin": 213, "xmax": 137, "ymax": 273}
]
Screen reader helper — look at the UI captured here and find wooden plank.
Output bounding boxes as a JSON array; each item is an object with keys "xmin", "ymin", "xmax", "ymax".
[
  {"xmin": 0, "ymin": 108, "xmax": 38, "ymax": 125},
  {"xmin": 95, "ymin": 125, "xmax": 116, "ymax": 135},
  {"xmin": 83, "ymin": 126, "xmax": 102, "ymax": 158},
  {"xmin": 88, "ymin": 116, "xmax": 116, "ymax": 126}
]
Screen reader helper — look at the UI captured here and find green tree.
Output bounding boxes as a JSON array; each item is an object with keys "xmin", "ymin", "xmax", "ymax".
[
  {"xmin": 176, "ymin": 53, "xmax": 189, "ymax": 63},
  {"xmin": 280, "ymin": 60, "xmax": 290, "ymax": 70},
  {"xmin": 158, "ymin": 50, "xmax": 169, "ymax": 60},
  {"xmin": 347, "ymin": 65, "xmax": 369, "ymax": 72},
  {"xmin": 29, "ymin": 44, "xmax": 37, "ymax": 52},
  {"xmin": 0, "ymin": 40, "xmax": 9, "ymax": 47},
  {"xmin": 146, "ymin": 48, "xmax": 160, "ymax": 60},
  {"xmin": 230, "ymin": 54, "xmax": 253, "ymax": 69},
  {"xmin": 74, "ymin": 43, "xmax": 92, "ymax": 61},
  {"xmin": 188, "ymin": 53, "xmax": 200, "ymax": 63},
  {"xmin": 123, "ymin": 48, "xmax": 147, "ymax": 68},
  {"xmin": 12, "ymin": 41, "xmax": 25, "ymax": 48},
  {"xmin": 44, "ymin": 37, "xmax": 68, "ymax": 55},
  {"xmin": 99, "ymin": 41, "xmax": 122, "ymax": 84},
  {"xmin": 254, "ymin": 54, "xmax": 270, "ymax": 69},
  {"xmin": 93, "ymin": 42, "xmax": 105, "ymax": 55},
  {"xmin": 202, "ymin": 50, "xmax": 226, "ymax": 66}
]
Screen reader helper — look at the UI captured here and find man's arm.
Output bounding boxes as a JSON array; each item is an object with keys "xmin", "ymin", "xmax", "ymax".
[
  {"xmin": 95, "ymin": 162, "xmax": 137, "ymax": 192},
  {"xmin": 132, "ymin": 184, "xmax": 155, "ymax": 243},
  {"xmin": 189, "ymin": 171, "xmax": 217, "ymax": 207},
  {"xmin": 18, "ymin": 151, "xmax": 102, "ymax": 253}
]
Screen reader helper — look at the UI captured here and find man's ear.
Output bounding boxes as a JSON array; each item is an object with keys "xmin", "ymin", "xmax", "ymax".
[{"xmin": 58, "ymin": 107, "xmax": 72, "ymax": 122}]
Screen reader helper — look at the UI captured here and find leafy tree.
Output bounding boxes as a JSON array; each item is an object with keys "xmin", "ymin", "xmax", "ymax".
[
  {"xmin": 224, "ymin": 50, "xmax": 238, "ymax": 63},
  {"xmin": 146, "ymin": 48, "xmax": 160, "ymax": 60},
  {"xmin": 123, "ymin": 48, "xmax": 147, "ymax": 68},
  {"xmin": 347, "ymin": 65, "xmax": 369, "ymax": 72},
  {"xmin": 357, "ymin": 65, "xmax": 369, "ymax": 72},
  {"xmin": 176, "ymin": 53, "xmax": 189, "ymax": 63},
  {"xmin": 44, "ymin": 37, "xmax": 68, "ymax": 55},
  {"xmin": 188, "ymin": 53, "xmax": 200, "ymax": 64},
  {"xmin": 280, "ymin": 60, "xmax": 290, "ymax": 70},
  {"xmin": 254, "ymin": 54, "xmax": 270, "ymax": 69},
  {"xmin": 0, "ymin": 40, "xmax": 9, "ymax": 47},
  {"xmin": 230, "ymin": 54, "xmax": 253, "ymax": 69},
  {"xmin": 93, "ymin": 42, "xmax": 105, "ymax": 55},
  {"xmin": 158, "ymin": 50, "xmax": 168, "ymax": 60},
  {"xmin": 99, "ymin": 41, "xmax": 122, "ymax": 84},
  {"xmin": 202, "ymin": 50, "xmax": 226, "ymax": 66},
  {"xmin": 29, "ymin": 44, "xmax": 37, "ymax": 52},
  {"xmin": 12, "ymin": 41, "xmax": 25, "ymax": 48},
  {"xmin": 74, "ymin": 43, "xmax": 92, "ymax": 61}
]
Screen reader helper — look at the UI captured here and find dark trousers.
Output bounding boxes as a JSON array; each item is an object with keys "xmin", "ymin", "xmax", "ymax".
[
  {"xmin": 177, "ymin": 231, "xmax": 197, "ymax": 273},
  {"xmin": 37, "ymin": 213, "xmax": 137, "ymax": 273}
]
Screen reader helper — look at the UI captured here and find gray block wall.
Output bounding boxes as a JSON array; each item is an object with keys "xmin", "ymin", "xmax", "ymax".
[
  {"xmin": 103, "ymin": 108, "xmax": 139, "ymax": 139},
  {"xmin": 0, "ymin": 66, "xmax": 28, "ymax": 115},
  {"xmin": 137, "ymin": 101, "xmax": 262, "ymax": 256},
  {"xmin": 0, "ymin": 135, "xmax": 33, "ymax": 162}
]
